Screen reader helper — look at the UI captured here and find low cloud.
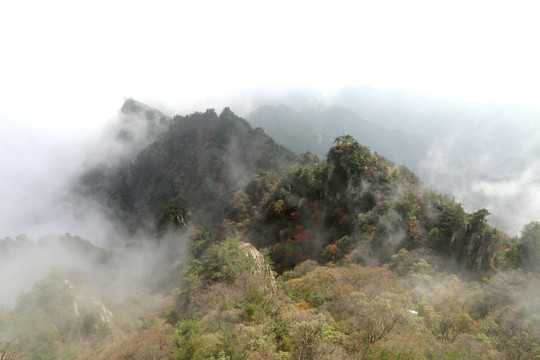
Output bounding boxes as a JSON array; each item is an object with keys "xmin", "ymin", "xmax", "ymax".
[{"xmin": 416, "ymin": 107, "xmax": 540, "ymax": 235}]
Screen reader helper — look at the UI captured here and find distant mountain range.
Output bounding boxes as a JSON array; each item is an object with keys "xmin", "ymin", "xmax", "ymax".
[{"xmin": 247, "ymin": 103, "xmax": 432, "ymax": 169}]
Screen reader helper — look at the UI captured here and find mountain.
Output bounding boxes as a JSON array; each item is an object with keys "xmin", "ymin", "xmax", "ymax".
[
  {"xmin": 247, "ymin": 104, "xmax": 431, "ymax": 168},
  {"xmin": 113, "ymin": 98, "xmax": 171, "ymax": 155},
  {"xmin": 3, "ymin": 99, "xmax": 540, "ymax": 359},
  {"xmin": 80, "ymin": 98, "xmax": 172, "ymax": 172},
  {"xmin": 78, "ymin": 106, "xmax": 317, "ymax": 232},
  {"xmin": 74, "ymin": 101, "xmax": 505, "ymax": 275},
  {"xmin": 75, "ymin": 101, "xmax": 506, "ymax": 273},
  {"xmin": 244, "ymin": 136, "xmax": 502, "ymax": 274}
]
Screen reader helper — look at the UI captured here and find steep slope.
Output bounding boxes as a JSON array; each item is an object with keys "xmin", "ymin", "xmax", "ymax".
[
  {"xmin": 115, "ymin": 98, "xmax": 171, "ymax": 148},
  {"xmin": 76, "ymin": 101, "xmax": 502, "ymax": 273},
  {"xmin": 246, "ymin": 136, "xmax": 502, "ymax": 274},
  {"xmin": 247, "ymin": 104, "xmax": 431, "ymax": 168},
  {"xmin": 79, "ymin": 104, "xmax": 313, "ymax": 232},
  {"xmin": 83, "ymin": 98, "xmax": 172, "ymax": 172}
]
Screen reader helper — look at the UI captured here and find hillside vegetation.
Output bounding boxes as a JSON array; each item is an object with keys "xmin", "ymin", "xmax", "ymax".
[{"xmin": 1, "ymin": 102, "xmax": 539, "ymax": 359}]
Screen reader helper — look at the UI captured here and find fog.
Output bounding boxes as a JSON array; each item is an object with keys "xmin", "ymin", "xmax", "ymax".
[
  {"xmin": 332, "ymin": 90, "xmax": 540, "ymax": 235},
  {"xmin": 3, "ymin": 92, "xmax": 538, "ymax": 243},
  {"xmin": 1, "ymin": 90, "xmax": 539, "ymax": 313},
  {"xmin": 0, "ymin": 104, "xmax": 189, "ymax": 310},
  {"xmin": 1, "ymin": 0, "xmax": 540, "ymax": 322},
  {"xmin": 0, "ymin": 107, "xmax": 122, "ymax": 245}
]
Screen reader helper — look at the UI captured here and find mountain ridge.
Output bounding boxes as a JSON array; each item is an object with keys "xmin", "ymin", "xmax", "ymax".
[
  {"xmin": 247, "ymin": 103, "xmax": 432, "ymax": 168},
  {"xmin": 3, "ymin": 99, "xmax": 540, "ymax": 360},
  {"xmin": 74, "ymin": 100, "xmax": 504, "ymax": 276}
]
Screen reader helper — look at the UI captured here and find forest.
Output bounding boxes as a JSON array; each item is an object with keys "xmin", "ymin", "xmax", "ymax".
[{"xmin": 1, "ymin": 101, "xmax": 539, "ymax": 359}]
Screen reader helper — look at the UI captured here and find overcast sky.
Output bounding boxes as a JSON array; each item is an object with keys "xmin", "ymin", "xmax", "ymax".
[
  {"xmin": 1, "ymin": 0, "xmax": 540, "ymax": 239},
  {"xmin": 1, "ymin": 0, "xmax": 539, "ymax": 127}
]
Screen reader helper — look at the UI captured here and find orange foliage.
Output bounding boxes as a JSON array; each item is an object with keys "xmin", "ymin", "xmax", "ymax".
[
  {"xmin": 407, "ymin": 219, "xmax": 420, "ymax": 231},
  {"xmin": 293, "ymin": 301, "xmax": 310, "ymax": 310}
]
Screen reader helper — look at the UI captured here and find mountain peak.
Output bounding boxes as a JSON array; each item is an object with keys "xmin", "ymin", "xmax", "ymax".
[{"xmin": 121, "ymin": 98, "xmax": 151, "ymax": 113}]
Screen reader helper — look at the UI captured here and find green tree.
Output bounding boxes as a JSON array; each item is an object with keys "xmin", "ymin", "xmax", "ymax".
[
  {"xmin": 519, "ymin": 221, "xmax": 540, "ymax": 272},
  {"xmin": 428, "ymin": 199, "xmax": 466, "ymax": 251},
  {"xmin": 157, "ymin": 205, "xmax": 189, "ymax": 234},
  {"xmin": 269, "ymin": 199, "xmax": 286, "ymax": 218},
  {"xmin": 395, "ymin": 191, "xmax": 422, "ymax": 220},
  {"xmin": 496, "ymin": 239, "xmax": 523, "ymax": 271},
  {"xmin": 327, "ymin": 135, "xmax": 376, "ymax": 178},
  {"xmin": 171, "ymin": 319, "xmax": 204, "ymax": 360},
  {"xmin": 333, "ymin": 135, "xmax": 356, "ymax": 146},
  {"xmin": 202, "ymin": 237, "xmax": 255, "ymax": 283},
  {"xmin": 468, "ymin": 208, "xmax": 491, "ymax": 232}
]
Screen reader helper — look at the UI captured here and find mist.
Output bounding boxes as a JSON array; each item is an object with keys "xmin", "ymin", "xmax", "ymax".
[
  {"xmin": 2, "ymin": 90, "xmax": 539, "ymax": 288},
  {"xmin": 2, "ymin": 87, "xmax": 539, "ymax": 268},
  {"xmin": 2, "ymin": 0, "xmax": 538, "ymax": 243},
  {"xmin": 228, "ymin": 87, "xmax": 540, "ymax": 236},
  {"xmin": 0, "ymin": 102, "xmax": 184, "ymax": 312},
  {"xmin": 334, "ymin": 90, "xmax": 540, "ymax": 235}
]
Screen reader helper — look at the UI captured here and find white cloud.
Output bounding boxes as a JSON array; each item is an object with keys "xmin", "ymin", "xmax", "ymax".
[
  {"xmin": 470, "ymin": 164, "xmax": 540, "ymax": 235},
  {"xmin": 2, "ymin": 0, "xmax": 539, "ymax": 130}
]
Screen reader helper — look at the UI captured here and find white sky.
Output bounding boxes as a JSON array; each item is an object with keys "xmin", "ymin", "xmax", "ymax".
[
  {"xmin": 1, "ymin": 0, "xmax": 540, "ymax": 239},
  {"xmin": 1, "ymin": 0, "xmax": 539, "ymax": 133}
]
